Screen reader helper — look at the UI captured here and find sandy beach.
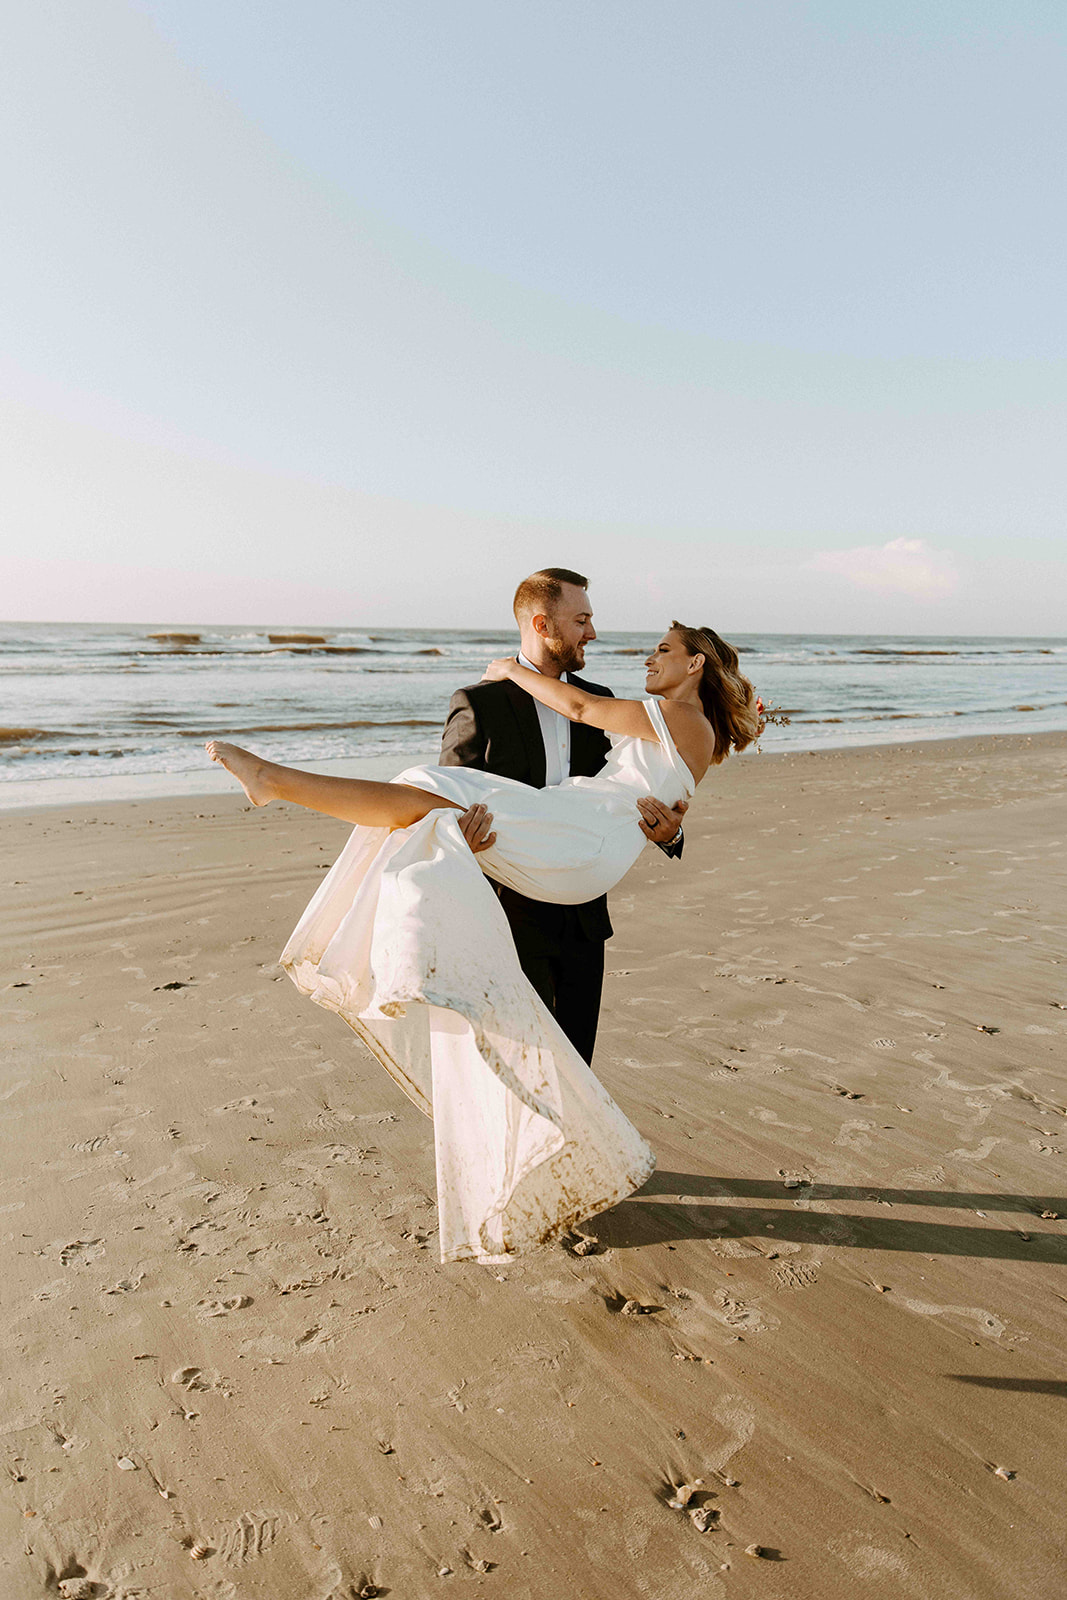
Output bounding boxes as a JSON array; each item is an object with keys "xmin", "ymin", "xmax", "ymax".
[{"xmin": 2, "ymin": 731, "xmax": 1065, "ymax": 1600}]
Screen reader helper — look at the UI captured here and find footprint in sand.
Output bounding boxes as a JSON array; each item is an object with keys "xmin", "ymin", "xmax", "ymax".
[
  {"xmin": 218, "ymin": 1511, "xmax": 280, "ymax": 1566},
  {"xmin": 308, "ymin": 1106, "xmax": 358, "ymax": 1130},
  {"xmin": 752, "ymin": 1107, "xmax": 813, "ymax": 1132},
  {"xmin": 829, "ymin": 1535, "xmax": 909, "ymax": 1581},
  {"xmin": 946, "ymin": 1137, "xmax": 1001, "ymax": 1162},
  {"xmin": 172, "ymin": 1366, "xmax": 224, "ymax": 1392},
  {"xmin": 103, "ymin": 1270, "xmax": 145, "ymax": 1295},
  {"xmin": 816, "ymin": 1216, "xmax": 861, "ymax": 1247},
  {"xmin": 197, "ymin": 1295, "xmax": 253, "ymax": 1318},
  {"xmin": 895, "ymin": 1164, "xmax": 946, "ymax": 1185},
  {"xmin": 59, "ymin": 1239, "xmax": 105, "ymax": 1268},
  {"xmin": 773, "ymin": 1261, "xmax": 820, "ymax": 1292},
  {"xmin": 713, "ymin": 1288, "xmax": 768, "ymax": 1331},
  {"xmin": 707, "ymin": 1393, "xmax": 756, "ymax": 1478},
  {"xmin": 834, "ymin": 1119, "xmax": 874, "ymax": 1151},
  {"xmin": 70, "ymin": 1135, "xmax": 108, "ymax": 1154},
  {"xmin": 753, "ymin": 1009, "xmax": 787, "ymax": 1030}
]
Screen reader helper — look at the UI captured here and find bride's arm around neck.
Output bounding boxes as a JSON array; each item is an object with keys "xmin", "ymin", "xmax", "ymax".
[
  {"xmin": 489, "ymin": 660, "xmax": 714, "ymax": 784},
  {"xmin": 482, "ymin": 656, "xmax": 657, "ymax": 741},
  {"xmin": 480, "ymin": 656, "xmax": 714, "ymax": 779}
]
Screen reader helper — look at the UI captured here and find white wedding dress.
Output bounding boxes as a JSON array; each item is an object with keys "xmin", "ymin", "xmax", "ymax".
[{"xmin": 281, "ymin": 698, "xmax": 695, "ymax": 1263}]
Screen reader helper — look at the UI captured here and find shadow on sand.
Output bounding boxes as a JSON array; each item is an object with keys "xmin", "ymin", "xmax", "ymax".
[
  {"xmin": 593, "ymin": 1172, "xmax": 1067, "ymax": 1264},
  {"xmin": 947, "ymin": 1376, "xmax": 1067, "ymax": 1397}
]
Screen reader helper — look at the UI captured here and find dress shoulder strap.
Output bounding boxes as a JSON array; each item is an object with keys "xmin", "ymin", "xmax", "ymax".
[
  {"xmin": 642, "ymin": 697, "xmax": 669, "ymax": 742},
  {"xmin": 642, "ymin": 698, "xmax": 697, "ymax": 793}
]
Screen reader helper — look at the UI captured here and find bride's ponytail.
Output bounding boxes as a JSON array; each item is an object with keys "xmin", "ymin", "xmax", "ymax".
[{"xmin": 670, "ymin": 622, "xmax": 760, "ymax": 764}]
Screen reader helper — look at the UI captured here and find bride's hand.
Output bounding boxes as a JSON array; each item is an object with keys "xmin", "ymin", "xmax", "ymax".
[{"xmin": 482, "ymin": 656, "xmax": 517, "ymax": 683}]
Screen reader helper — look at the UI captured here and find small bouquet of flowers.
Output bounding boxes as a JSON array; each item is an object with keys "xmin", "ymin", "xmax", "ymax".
[{"xmin": 754, "ymin": 696, "xmax": 790, "ymax": 750}]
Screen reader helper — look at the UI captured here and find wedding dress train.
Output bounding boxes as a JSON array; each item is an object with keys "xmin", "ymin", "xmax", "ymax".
[{"xmin": 281, "ymin": 699, "xmax": 695, "ymax": 1263}]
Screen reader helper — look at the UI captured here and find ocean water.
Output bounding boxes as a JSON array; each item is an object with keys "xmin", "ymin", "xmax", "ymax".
[{"xmin": 2, "ymin": 623, "xmax": 1065, "ymax": 807}]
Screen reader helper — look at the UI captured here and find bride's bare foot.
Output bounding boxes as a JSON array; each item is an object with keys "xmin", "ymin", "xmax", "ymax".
[{"xmin": 205, "ymin": 740, "xmax": 276, "ymax": 806}]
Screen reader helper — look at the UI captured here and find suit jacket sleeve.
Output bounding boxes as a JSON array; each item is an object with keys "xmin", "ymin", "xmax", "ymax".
[{"xmin": 440, "ymin": 688, "xmax": 486, "ymax": 769}]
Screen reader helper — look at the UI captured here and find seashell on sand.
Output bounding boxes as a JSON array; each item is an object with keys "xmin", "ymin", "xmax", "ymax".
[
  {"xmin": 690, "ymin": 1507, "xmax": 719, "ymax": 1532},
  {"xmin": 666, "ymin": 1484, "xmax": 695, "ymax": 1509},
  {"xmin": 189, "ymin": 1542, "xmax": 210, "ymax": 1560},
  {"xmin": 58, "ymin": 1581, "xmax": 95, "ymax": 1599},
  {"xmin": 745, "ymin": 1543, "xmax": 768, "ymax": 1559}
]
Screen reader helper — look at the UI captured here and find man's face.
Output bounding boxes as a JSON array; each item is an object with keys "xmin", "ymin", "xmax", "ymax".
[{"xmin": 539, "ymin": 584, "xmax": 596, "ymax": 673}]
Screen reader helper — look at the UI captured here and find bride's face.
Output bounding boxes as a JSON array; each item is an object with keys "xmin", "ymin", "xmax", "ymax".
[{"xmin": 644, "ymin": 631, "xmax": 697, "ymax": 695}]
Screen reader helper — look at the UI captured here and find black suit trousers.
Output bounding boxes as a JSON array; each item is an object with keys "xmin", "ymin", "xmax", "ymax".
[
  {"xmin": 498, "ymin": 893, "xmax": 605, "ymax": 1068},
  {"xmin": 441, "ymin": 676, "xmax": 616, "ymax": 1066}
]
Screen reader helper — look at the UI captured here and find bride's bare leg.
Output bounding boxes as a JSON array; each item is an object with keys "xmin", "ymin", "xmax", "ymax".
[{"xmin": 205, "ymin": 741, "xmax": 462, "ymax": 828}]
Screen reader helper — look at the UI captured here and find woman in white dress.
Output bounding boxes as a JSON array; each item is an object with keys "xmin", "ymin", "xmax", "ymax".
[{"xmin": 206, "ymin": 623, "xmax": 761, "ymax": 1264}]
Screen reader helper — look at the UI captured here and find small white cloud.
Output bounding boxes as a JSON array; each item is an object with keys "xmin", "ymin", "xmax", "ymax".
[{"xmin": 810, "ymin": 538, "xmax": 957, "ymax": 600}]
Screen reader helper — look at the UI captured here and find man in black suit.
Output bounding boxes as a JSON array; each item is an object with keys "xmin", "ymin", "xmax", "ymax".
[{"xmin": 442, "ymin": 567, "xmax": 687, "ymax": 1065}]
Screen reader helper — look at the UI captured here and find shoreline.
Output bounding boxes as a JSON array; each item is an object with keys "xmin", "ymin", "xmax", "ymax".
[
  {"xmin": 3, "ymin": 729, "xmax": 1066, "ymax": 1597},
  {"xmin": 2, "ymin": 722, "xmax": 1065, "ymax": 815},
  {"xmin": 0, "ymin": 749, "xmax": 426, "ymax": 814}
]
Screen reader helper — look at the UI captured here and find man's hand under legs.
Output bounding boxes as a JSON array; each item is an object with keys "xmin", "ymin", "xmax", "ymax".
[
  {"xmin": 457, "ymin": 803, "xmax": 496, "ymax": 854},
  {"xmin": 636, "ymin": 796, "xmax": 688, "ymax": 845}
]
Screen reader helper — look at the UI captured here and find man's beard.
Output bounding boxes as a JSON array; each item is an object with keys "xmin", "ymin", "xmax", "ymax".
[{"xmin": 543, "ymin": 634, "xmax": 586, "ymax": 674}]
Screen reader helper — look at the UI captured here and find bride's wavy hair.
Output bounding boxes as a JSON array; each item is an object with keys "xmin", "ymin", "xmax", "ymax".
[{"xmin": 670, "ymin": 622, "xmax": 761, "ymax": 763}]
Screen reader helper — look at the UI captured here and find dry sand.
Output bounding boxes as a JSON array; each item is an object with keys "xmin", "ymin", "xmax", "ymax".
[{"xmin": 2, "ymin": 732, "xmax": 1065, "ymax": 1600}]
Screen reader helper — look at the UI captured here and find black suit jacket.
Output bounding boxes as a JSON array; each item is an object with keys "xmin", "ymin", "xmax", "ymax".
[{"xmin": 440, "ymin": 672, "xmax": 615, "ymax": 942}]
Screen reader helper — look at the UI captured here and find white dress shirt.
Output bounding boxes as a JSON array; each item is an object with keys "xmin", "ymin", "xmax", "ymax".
[{"xmin": 518, "ymin": 651, "xmax": 571, "ymax": 787}]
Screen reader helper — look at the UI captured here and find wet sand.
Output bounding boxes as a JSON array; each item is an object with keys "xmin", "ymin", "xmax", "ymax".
[{"xmin": 2, "ymin": 732, "xmax": 1066, "ymax": 1599}]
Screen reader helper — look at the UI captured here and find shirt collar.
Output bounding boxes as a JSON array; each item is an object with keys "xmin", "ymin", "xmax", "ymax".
[{"xmin": 518, "ymin": 650, "xmax": 568, "ymax": 682}]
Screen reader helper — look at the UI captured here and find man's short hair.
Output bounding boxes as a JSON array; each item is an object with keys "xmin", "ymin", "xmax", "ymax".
[{"xmin": 513, "ymin": 567, "xmax": 589, "ymax": 624}]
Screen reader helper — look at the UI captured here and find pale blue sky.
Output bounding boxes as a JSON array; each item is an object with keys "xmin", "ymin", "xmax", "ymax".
[{"xmin": 3, "ymin": 1, "xmax": 1064, "ymax": 632}]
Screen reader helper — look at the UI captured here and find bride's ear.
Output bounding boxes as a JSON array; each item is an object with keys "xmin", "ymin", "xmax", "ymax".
[{"xmin": 688, "ymin": 652, "xmax": 705, "ymax": 676}]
